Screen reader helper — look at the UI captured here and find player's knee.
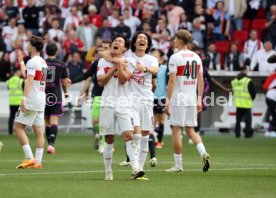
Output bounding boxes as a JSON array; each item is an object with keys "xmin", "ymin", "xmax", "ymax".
[
  {"xmin": 105, "ymin": 135, "xmax": 114, "ymax": 144},
  {"xmin": 15, "ymin": 123, "xmax": 23, "ymax": 134},
  {"xmin": 122, "ymin": 132, "xmax": 133, "ymax": 142}
]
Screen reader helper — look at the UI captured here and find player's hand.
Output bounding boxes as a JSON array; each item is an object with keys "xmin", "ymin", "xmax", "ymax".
[
  {"xmin": 164, "ymin": 104, "xmax": 171, "ymax": 116},
  {"xmin": 136, "ymin": 62, "xmax": 146, "ymax": 72},
  {"xmin": 197, "ymin": 100, "xmax": 202, "ymax": 113},
  {"xmin": 77, "ymin": 95, "xmax": 84, "ymax": 106},
  {"xmin": 17, "ymin": 50, "xmax": 24, "ymax": 63},
  {"xmin": 62, "ymin": 78, "xmax": 71, "ymax": 87},
  {"xmin": 20, "ymin": 99, "xmax": 27, "ymax": 113}
]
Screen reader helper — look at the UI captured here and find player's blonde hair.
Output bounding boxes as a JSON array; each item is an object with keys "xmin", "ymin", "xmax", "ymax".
[{"xmin": 175, "ymin": 29, "xmax": 192, "ymax": 45}]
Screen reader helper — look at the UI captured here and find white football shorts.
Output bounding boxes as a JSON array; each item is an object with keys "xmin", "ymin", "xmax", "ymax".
[
  {"xmin": 99, "ymin": 106, "xmax": 133, "ymax": 135},
  {"xmin": 169, "ymin": 106, "xmax": 197, "ymax": 127},
  {"xmin": 132, "ymin": 103, "xmax": 153, "ymax": 131},
  {"xmin": 15, "ymin": 108, "xmax": 45, "ymax": 127}
]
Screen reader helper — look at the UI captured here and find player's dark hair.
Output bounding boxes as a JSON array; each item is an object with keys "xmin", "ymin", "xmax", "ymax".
[
  {"xmin": 131, "ymin": 31, "xmax": 152, "ymax": 53},
  {"xmin": 111, "ymin": 34, "xmax": 130, "ymax": 50},
  {"xmin": 102, "ymin": 39, "xmax": 112, "ymax": 47},
  {"xmin": 29, "ymin": 36, "xmax": 44, "ymax": 52},
  {"xmin": 46, "ymin": 43, "xmax": 58, "ymax": 56}
]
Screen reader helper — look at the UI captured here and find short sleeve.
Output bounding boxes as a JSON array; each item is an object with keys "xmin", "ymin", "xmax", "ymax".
[
  {"xmin": 26, "ymin": 59, "xmax": 36, "ymax": 76},
  {"xmin": 151, "ymin": 56, "xmax": 159, "ymax": 68},
  {"xmin": 61, "ymin": 63, "xmax": 69, "ymax": 79},
  {"xmin": 97, "ymin": 58, "xmax": 105, "ymax": 76},
  {"xmin": 168, "ymin": 54, "xmax": 177, "ymax": 74}
]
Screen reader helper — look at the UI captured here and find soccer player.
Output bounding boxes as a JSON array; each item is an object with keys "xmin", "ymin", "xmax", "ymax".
[
  {"xmin": 15, "ymin": 36, "xmax": 48, "ymax": 169},
  {"xmin": 165, "ymin": 29, "xmax": 210, "ymax": 172},
  {"xmin": 151, "ymin": 49, "xmax": 168, "ymax": 149},
  {"xmin": 74, "ymin": 40, "xmax": 111, "ymax": 153},
  {"xmin": 45, "ymin": 43, "xmax": 71, "ymax": 154},
  {"xmin": 103, "ymin": 32, "xmax": 159, "ymax": 178},
  {"xmin": 97, "ymin": 34, "xmax": 143, "ymax": 181},
  {"xmin": 127, "ymin": 32, "xmax": 159, "ymax": 178}
]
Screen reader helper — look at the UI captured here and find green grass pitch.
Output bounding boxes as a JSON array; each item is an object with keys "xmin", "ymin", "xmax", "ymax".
[{"xmin": 0, "ymin": 133, "xmax": 276, "ymax": 198}]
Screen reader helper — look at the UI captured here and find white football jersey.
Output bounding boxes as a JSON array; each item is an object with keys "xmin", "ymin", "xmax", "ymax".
[
  {"xmin": 125, "ymin": 51, "xmax": 159, "ymax": 102},
  {"xmin": 168, "ymin": 49, "xmax": 203, "ymax": 106},
  {"xmin": 25, "ymin": 56, "xmax": 48, "ymax": 111},
  {"xmin": 97, "ymin": 57, "xmax": 136, "ymax": 107}
]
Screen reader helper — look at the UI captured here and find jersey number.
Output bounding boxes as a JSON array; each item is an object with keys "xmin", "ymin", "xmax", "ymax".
[
  {"xmin": 40, "ymin": 68, "xmax": 47, "ymax": 85},
  {"xmin": 183, "ymin": 61, "xmax": 197, "ymax": 79}
]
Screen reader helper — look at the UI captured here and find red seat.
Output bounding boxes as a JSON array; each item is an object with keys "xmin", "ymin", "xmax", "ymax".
[
  {"xmin": 215, "ymin": 41, "xmax": 230, "ymax": 69},
  {"xmin": 242, "ymin": 19, "xmax": 250, "ymax": 30},
  {"xmin": 256, "ymin": 7, "xmax": 266, "ymax": 19},
  {"xmin": 251, "ymin": 19, "xmax": 266, "ymax": 30},
  {"xmin": 215, "ymin": 41, "xmax": 230, "ymax": 53},
  {"xmin": 232, "ymin": 30, "xmax": 249, "ymax": 42}
]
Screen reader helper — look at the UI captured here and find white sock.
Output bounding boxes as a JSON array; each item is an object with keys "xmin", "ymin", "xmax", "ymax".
[
  {"xmin": 22, "ymin": 144, "xmax": 34, "ymax": 159},
  {"xmin": 196, "ymin": 143, "xmax": 207, "ymax": 157},
  {"xmin": 103, "ymin": 143, "xmax": 113, "ymax": 172},
  {"xmin": 35, "ymin": 148, "xmax": 44, "ymax": 164},
  {"xmin": 139, "ymin": 135, "xmax": 149, "ymax": 171},
  {"xmin": 125, "ymin": 140, "xmax": 139, "ymax": 172},
  {"xmin": 174, "ymin": 153, "xmax": 183, "ymax": 169},
  {"xmin": 133, "ymin": 134, "xmax": 141, "ymax": 154}
]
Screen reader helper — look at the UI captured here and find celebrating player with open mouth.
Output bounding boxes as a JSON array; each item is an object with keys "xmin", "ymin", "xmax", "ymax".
[{"xmin": 97, "ymin": 34, "xmax": 144, "ymax": 181}]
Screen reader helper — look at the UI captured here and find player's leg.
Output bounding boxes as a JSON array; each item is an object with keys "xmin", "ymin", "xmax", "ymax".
[
  {"xmin": 47, "ymin": 115, "xmax": 59, "ymax": 154},
  {"xmin": 28, "ymin": 111, "xmax": 45, "ymax": 168},
  {"xmin": 104, "ymin": 135, "xmax": 114, "ymax": 180},
  {"xmin": 92, "ymin": 96, "xmax": 103, "ymax": 151},
  {"xmin": 166, "ymin": 106, "xmax": 185, "ymax": 172},
  {"xmin": 14, "ymin": 109, "xmax": 36, "ymax": 169},
  {"xmin": 156, "ymin": 113, "xmax": 165, "ymax": 148},
  {"xmin": 119, "ymin": 105, "xmax": 141, "ymax": 166},
  {"xmin": 184, "ymin": 106, "xmax": 210, "ymax": 172},
  {"xmin": 122, "ymin": 130, "xmax": 144, "ymax": 179},
  {"xmin": 100, "ymin": 107, "xmax": 115, "ymax": 180},
  {"xmin": 117, "ymin": 108, "xmax": 143, "ymax": 179},
  {"xmin": 133, "ymin": 105, "xmax": 142, "ymax": 156},
  {"xmin": 165, "ymin": 126, "xmax": 183, "ymax": 172},
  {"xmin": 149, "ymin": 133, "xmax": 157, "ymax": 167}
]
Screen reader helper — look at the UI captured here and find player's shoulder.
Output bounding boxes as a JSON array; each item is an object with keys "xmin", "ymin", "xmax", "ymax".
[
  {"xmin": 99, "ymin": 58, "xmax": 112, "ymax": 65},
  {"xmin": 145, "ymin": 54, "xmax": 158, "ymax": 61}
]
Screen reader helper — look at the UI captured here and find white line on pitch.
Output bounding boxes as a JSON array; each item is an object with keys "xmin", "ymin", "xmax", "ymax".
[
  {"xmin": 1, "ymin": 167, "xmax": 276, "ymax": 177},
  {"xmin": 1, "ymin": 159, "xmax": 276, "ymax": 167}
]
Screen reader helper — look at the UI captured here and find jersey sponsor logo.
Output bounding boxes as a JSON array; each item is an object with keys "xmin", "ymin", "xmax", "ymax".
[{"xmin": 131, "ymin": 70, "xmax": 145, "ymax": 85}]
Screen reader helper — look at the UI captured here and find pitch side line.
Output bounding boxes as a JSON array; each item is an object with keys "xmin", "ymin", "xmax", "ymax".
[
  {"xmin": 1, "ymin": 167, "xmax": 276, "ymax": 177},
  {"xmin": 1, "ymin": 159, "xmax": 276, "ymax": 167}
]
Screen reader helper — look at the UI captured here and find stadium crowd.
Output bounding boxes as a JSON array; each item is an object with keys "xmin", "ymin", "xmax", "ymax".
[{"xmin": 0, "ymin": 0, "xmax": 276, "ymax": 81}]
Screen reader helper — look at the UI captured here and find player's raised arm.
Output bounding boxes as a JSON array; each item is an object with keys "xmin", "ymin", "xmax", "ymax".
[{"xmin": 17, "ymin": 50, "xmax": 26, "ymax": 79}]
